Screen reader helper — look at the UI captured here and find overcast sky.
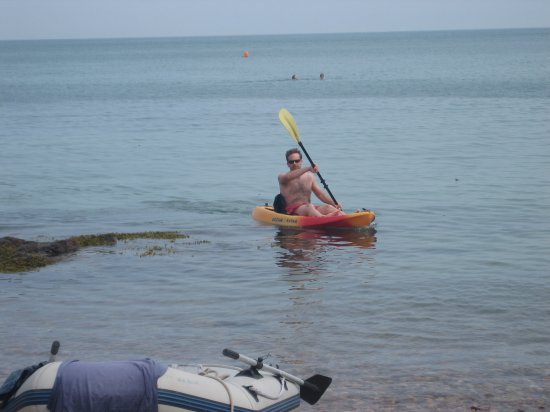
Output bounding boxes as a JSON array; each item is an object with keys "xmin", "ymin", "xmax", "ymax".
[{"xmin": 1, "ymin": 0, "xmax": 549, "ymax": 40}]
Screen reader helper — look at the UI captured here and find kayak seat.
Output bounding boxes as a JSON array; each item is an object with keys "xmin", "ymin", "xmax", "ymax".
[{"xmin": 273, "ymin": 194, "xmax": 288, "ymax": 214}]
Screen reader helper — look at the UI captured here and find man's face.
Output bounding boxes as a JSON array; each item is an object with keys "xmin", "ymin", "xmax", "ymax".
[{"xmin": 287, "ymin": 154, "xmax": 302, "ymax": 170}]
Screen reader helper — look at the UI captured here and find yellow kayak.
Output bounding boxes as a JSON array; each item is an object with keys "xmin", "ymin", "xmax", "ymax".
[{"xmin": 252, "ymin": 205, "xmax": 375, "ymax": 229}]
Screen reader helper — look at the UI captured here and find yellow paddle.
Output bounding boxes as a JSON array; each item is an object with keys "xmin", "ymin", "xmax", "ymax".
[
  {"xmin": 278, "ymin": 108, "xmax": 301, "ymax": 143},
  {"xmin": 278, "ymin": 108, "xmax": 339, "ymax": 206}
]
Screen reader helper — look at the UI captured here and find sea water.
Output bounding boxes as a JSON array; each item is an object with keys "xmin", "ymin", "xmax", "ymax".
[{"xmin": 1, "ymin": 29, "xmax": 549, "ymax": 411}]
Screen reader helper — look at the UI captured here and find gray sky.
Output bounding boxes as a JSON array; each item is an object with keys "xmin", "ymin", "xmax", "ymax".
[{"xmin": 1, "ymin": 0, "xmax": 549, "ymax": 40}]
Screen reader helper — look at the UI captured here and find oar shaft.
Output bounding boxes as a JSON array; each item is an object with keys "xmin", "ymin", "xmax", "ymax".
[
  {"xmin": 223, "ymin": 349, "xmax": 305, "ymax": 385},
  {"xmin": 297, "ymin": 142, "xmax": 338, "ymax": 206}
]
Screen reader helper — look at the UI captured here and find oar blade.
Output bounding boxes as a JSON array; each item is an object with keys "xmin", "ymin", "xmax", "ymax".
[
  {"xmin": 300, "ymin": 374, "xmax": 332, "ymax": 405},
  {"xmin": 278, "ymin": 108, "xmax": 301, "ymax": 143}
]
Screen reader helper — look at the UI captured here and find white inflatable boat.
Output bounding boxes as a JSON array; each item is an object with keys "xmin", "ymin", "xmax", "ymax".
[{"xmin": 0, "ymin": 343, "xmax": 331, "ymax": 412}]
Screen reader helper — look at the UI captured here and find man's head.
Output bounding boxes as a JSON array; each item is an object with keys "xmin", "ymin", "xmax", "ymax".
[{"xmin": 285, "ymin": 148, "xmax": 302, "ymax": 169}]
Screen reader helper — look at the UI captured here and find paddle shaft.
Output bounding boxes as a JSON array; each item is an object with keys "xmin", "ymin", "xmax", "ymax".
[{"xmin": 297, "ymin": 141, "xmax": 339, "ymax": 206}]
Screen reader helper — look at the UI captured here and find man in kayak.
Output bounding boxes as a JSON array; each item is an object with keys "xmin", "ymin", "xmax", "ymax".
[{"xmin": 278, "ymin": 148, "xmax": 344, "ymax": 216}]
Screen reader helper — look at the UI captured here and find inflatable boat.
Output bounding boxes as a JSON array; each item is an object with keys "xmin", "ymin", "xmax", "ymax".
[
  {"xmin": 252, "ymin": 205, "xmax": 376, "ymax": 229},
  {"xmin": 0, "ymin": 343, "xmax": 331, "ymax": 412}
]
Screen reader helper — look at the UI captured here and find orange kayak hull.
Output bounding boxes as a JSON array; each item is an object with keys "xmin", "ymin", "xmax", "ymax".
[{"xmin": 252, "ymin": 206, "xmax": 375, "ymax": 229}]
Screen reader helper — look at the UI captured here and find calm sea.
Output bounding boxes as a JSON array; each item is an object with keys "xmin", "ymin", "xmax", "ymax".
[{"xmin": 1, "ymin": 29, "xmax": 549, "ymax": 411}]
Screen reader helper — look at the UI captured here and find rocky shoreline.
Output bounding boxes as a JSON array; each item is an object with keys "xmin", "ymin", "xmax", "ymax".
[{"xmin": 0, "ymin": 232, "xmax": 189, "ymax": 273}]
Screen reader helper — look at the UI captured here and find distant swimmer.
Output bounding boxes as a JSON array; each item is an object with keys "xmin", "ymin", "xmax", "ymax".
[
  {"xmin": 320, "ymin": 73, "xmax": 325, "ymax": 80},
  {"xmin": 291, "ymin": 74, "xmax": 299, "ymax": 80}
]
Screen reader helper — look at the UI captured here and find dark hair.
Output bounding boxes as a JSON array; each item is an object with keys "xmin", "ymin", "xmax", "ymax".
[{"xmin": 285, "ymin": 148, "xmax": 302, "ymax": 161}]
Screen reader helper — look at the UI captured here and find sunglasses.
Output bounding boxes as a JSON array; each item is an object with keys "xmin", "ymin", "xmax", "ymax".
[{"xmin": 287, "ymin": 159, "xmax": 302, "ymax": 164}]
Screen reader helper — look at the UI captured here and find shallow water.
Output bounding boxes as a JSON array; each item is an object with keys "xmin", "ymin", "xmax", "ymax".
[{"xmin": 1, "ymin": 29, "xmax": 549, "ymax": 410}]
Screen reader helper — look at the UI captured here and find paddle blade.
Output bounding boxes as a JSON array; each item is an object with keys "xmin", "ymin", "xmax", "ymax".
[
  {"xmin": 300, "ymin": 374, "xmax": 332, "ymax": 405},
  {"xmin": 278, "ymin": 108, "xmax": 301, "ymax": 143}
]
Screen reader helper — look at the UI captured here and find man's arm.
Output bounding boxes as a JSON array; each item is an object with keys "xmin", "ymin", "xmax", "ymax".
[
  {"xmin": 278, "ymin": 165, "xmax": 317, "ymax": 184},
  {"xmin": 312, "ymin": 181, "xmax": 341, "ymax": 209}
]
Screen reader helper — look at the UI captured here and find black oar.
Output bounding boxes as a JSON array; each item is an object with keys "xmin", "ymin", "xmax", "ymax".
[
  {"xmin": 278, "ymin": 108, "xmax": 339, "ymax": 206},
  {"xmin": 223, "ymin": 348, "xmax": 332, "ymax": 405}
]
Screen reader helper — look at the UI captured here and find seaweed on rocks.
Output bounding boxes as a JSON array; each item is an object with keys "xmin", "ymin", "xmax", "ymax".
[{"xmin": 0, "ymin": 231, "xmax": 191, "ymax": 273}]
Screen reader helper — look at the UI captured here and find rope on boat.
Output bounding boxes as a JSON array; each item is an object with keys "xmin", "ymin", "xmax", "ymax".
[{"xmin": 201, "ymin": 367, "xmax": 235, "ymax": 412}]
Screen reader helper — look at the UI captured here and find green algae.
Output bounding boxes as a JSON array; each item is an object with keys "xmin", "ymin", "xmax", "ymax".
[
  {"xmin": 0, "ymin": 231, "xmax": 194, "ymax": 273},
  {"xmin": 70, "ymin": 233, "xmax": 117, "ymax": 247},
  {"xmin": 0, "ymin": 243, "xmax": 55, "ymax": 272},
  {"xmin": 140, "ymin": 245, "xmax": 165, "ymax": 257},
  {"xmin": 70, "ymin": 231, "xmax": 188, "ymax": 247}
]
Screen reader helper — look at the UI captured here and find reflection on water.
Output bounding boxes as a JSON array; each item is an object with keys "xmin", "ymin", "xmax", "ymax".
[
  {"xmin": 273, "ymin": 228, "xmax": 377, "ymax": 278},
  {"xmin": 273, "ymin": 227, "xmax": 378, "ymax": 338}
]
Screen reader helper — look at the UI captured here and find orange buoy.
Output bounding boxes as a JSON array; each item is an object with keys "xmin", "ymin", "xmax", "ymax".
[{"xmin": 243, "ymin": 50, "xmax": 249, "ymax": 58}]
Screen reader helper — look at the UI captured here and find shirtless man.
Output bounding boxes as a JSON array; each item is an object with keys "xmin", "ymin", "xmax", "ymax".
[{"xmin": 278, "ymin": 148, "xmax": 343, "ymax": 216}]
